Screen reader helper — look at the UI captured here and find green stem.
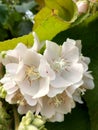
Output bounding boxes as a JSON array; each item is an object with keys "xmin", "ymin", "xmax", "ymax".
[{"xmin": 13, "ymin": 106, "xmax": 20, "ymax": 130}]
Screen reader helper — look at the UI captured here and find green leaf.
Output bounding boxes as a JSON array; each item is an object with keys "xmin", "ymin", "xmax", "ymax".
[
  {"xmin": 0, "ymin": 0, "xmax": 78, "ymax": 51},
  {"xmin": 0, "ymin": 33, "xmax": 34, "ymax": 51},
  {"xmin": 45, "ymin": 0, "xmax": 78, "ymax": 21},
  {"xmin": 33, "ymin": 7, "xmax": 70, "ymax": 41},
  {"xmin": 33, "ymin": 0, "xmax": 78, "ymax": 41},
  {"xmin": 15, "ymin": 1, "xmax": 37, "ymax": 13}
]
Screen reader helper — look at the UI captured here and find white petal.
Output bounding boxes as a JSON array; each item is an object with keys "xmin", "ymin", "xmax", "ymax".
[
  {"xmin": 48, "ymin": 86, "xmax": 65, "ymax": 97},
  {"xmin": 31, "ymin": 32, "xmax": 45, "ymax": 51},
  {"xmin": 83, "ymin": 72, "xmax": 94, "ymax": 89},
  {"xmin": 57, "ymin": 96, "xmax": 75, "ymax": 114},
  {"xmin": 39, "ymin": 58, "xmax": 55, "ymax": 80},
  {"xmin": 15, "ymin": 61, "xmax": 26, "ymax": 81},
  {"xmin": 18, "ymin": 104, "xmax": 35, "ymax": 114},
  {"xmin": 19, "ymin": 80, "xmax": 39, "ymax": 96},
  {"xmin": 41, "ymin": 96, "xmax": 55, "ymax": 118},
  {"xmin": 44, "ymin": 40, "xmax": 61, "ymax": 62},
  {"xmin": 51, "ymin": 74, "xmax": 71, "ymax": 88},
  {"xmin": 73, "ymin": 90, "xmax": 83, "ymax": 104},
  {"xmin": 23, "ymin": 50, "xmax": 40, "ymax": 67},
  {"xmin": 66, "ymin": 80, "xmax": 83, "ymax": 98},
  {"xmin": 13, "ymin": 43, "xmax": 27, "ymax": 58},
  {"xmin": 79, "ymin": 56, "xmax": 90, "ymax": 72},
  {"xmin": 6, "ymin": 63, "xmax": 18, "ymax": 74},
  {"xmin": 49, "ymin": 113, "xmax": 64, "ymax": 122},
  {"xmin": 61, "ymin": 63, "xmax": 83, "ymax": 85},
  {"xmin": 3, "ymin": 81, "xmax": 18, "ymax": 94},
  {"xmin": 6, "ymin": 93, "xmax": 15, "ymax": 103},
  {"xmin": 62, "ymin": 38, "xmax": 76, "ymax": 55},
  {"xmin": 62, "ymin": 40, "xmax": 79, "ymax": 63},
  {"xmin": 0, "ymin": 75, "xmax": 11, "ymax": 84},
  {"xmin": 33, "ymin": 77, "xmax": 50, "ymax": 98},
  {"xmin": 24, "ymin": 94, "xmax": 37, "ymax": 106},
  {"xmin": 32, "ymin": 32, "xmax": 40, "ymax": 51}
]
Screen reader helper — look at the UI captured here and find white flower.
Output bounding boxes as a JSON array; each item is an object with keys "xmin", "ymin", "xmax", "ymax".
[
  {"xmin": 0, "ymin": 42, "xmax": 54, "ymax": 108},
  {"xmin": 41, "ymin": 91, "xmax": 75, "ymax": 122},
  {"xmin": 0, "ymin": 32, "xmax": 94, "ymax": 122},
  {"xmin": 44, "ymin": 39, "xmax": 84, "ymax": 97}
]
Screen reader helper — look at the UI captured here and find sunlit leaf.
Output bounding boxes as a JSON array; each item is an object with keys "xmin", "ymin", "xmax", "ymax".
[
  {"xmin": 0, "ymin": 33, "xmax": 33, "ymax": 51},
  {"xmin": 0, "ymin": 0, "xmax": 78, "ymax": 51},
  {"xmin": 33, "ymin": 0, "xmax": 78, "ymax": 41},
  {"xmin": 45, "ymin": 0, "xmax": 78, "ymax": 21}
]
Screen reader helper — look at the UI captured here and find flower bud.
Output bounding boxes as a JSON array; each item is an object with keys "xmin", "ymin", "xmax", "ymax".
[
  {"xmin": 26, "ymin": 111, "xmax": 34, "ymax": 120},
  {"xmin": 76, "ymin": 0, "xmax": 89, "ymax": 14},
  {"xmin": 0, "ymin": 85, "xmax": 7, "ymax": 99},
  {"xmin": 0, "ymin": 51, "xmax": 6, "ymax": 58},
  {"xmin": 32, "ymin": 116, "xmax": 45, "ymax": 128},
  {"xmin": 18, "ymin": 111, "xmax": 47, "ymax": 130}
]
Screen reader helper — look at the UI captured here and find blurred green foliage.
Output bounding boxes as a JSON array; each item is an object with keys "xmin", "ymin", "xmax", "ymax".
[
  {"xmin": 0, "ymin": 0, "xmax": 98, "ymax": 130},
  {"xmin": 0, "ymin": 0, "xmax": 37, "ymax": 41}
]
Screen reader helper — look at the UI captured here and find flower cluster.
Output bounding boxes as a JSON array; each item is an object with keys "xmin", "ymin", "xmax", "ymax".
[{"xmin": 0, "ymin": 32, "xmax": 94, "ymax": 122}]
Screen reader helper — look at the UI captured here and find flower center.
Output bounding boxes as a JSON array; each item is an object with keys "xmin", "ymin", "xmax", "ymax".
[
  {"xmin": 78, "ymin": 88, "xmax": 86, "ymax": 95},
  {"xmin": 12, "ymin": 90, "xmax": 26, "ymax": 105},
  {"xmin": 48, "ymin": 95, "xmax": 64, "ymax": 107},
  {"xmin": 48, "ymin": 92, "xmax": 69, "ymax": 107},
  {"xmin": 53, "ymin": 96, "xmax": 62, "ymax": 107},
  {"xmin": 25, "ymin": 66, "xmax": 40, "ymax": 80},
  {"xmin": 53, "ymin": 58, "xmax": 67, "ymax": 72}
]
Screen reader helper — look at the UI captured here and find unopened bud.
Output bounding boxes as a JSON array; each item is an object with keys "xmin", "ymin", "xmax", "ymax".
[
  {"xmin": 0, "ymin": 51, "xmax": 6, "ymax": 58},
  {"xmin": 18, "ymin": 111, "xmax": 47, "ymax": 130},
  {"xmin": 76, "ymin": 0, "xmax": 89, "ymax": 14},
  {"xmin": 26, "ymin": 111, "xmax": 34, "ymax": 120},
  {"xmin": 0, "ymin": 85, "xmax": 7, "ymax": 99},
  {"xmin": 32, "ymin": 117, "xmax": 45, "ymax": 128}
]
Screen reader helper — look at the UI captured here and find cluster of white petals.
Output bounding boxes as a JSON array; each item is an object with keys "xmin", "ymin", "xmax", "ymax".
[{"xmin": 0, "ymin": 32, "xmax": 94, "ymax": 122}]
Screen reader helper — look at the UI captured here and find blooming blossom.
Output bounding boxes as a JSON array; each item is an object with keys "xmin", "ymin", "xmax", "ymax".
[
  {"xmin": 41, "ymin": 91, "xmax": 75, "ymax": 122},
  {"xmin": 0, "ymin": 39, "xmax": 54, "ymax": 113},
  {"xmin": 44, "ymin": 39, "xmax": 84, "ymax": 97},
  {"xmin": 0, "ymin": 32, "xmax": 94, "ymax": 122}
]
